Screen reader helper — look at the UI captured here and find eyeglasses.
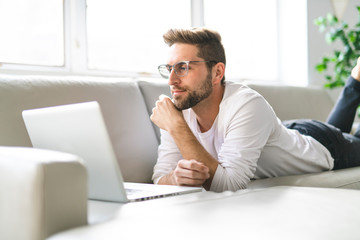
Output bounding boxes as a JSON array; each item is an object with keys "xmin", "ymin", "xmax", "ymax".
[{"xmin": 158, "ymin": 60, "xmax": 217, "ymax": 79}]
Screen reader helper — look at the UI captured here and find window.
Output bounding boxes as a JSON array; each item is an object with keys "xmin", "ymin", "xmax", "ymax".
[
  {"xmin": 0, "ymin": 0, "xmax": 308, "ymax": 85},
  {"xmin": 204, "ymin": 0, "xmax": 278, "ymax": 81},
  {"xmin": 86, "ymin": 0, "xmax": 191, "ymax": 74},
  {"xmin": 0, "ymin": 0, "xmax": 64, "ymax": 66}
]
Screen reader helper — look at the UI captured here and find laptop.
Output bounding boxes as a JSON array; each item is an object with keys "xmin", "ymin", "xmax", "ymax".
[{"xmin": 22, "ymin": 101, "xmax": 202, "ymax": 202}]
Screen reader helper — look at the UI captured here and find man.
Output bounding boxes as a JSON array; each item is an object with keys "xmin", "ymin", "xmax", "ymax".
[{"xmin": 150, "ymin": 27, "xmax": 360, "ymax": 192}]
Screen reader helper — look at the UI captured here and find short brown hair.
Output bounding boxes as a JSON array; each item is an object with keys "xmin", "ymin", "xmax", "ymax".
[{"xmin": 163, "ymin": 28, "xmax": 226, "ymax": 83}]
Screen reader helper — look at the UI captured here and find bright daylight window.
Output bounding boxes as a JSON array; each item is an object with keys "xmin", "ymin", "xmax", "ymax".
[
  {"xmin": 0, "ymin": 0, "xmax": 64, "ymax": 66},
  {"xmin": 204, "ymin": 0, "xmax": 278, "ymax": 81},
  {"xmin": 86, "ymin": 0, "xmax": 191, "ymax": 75},
  {"xmin": 0, "ymin": 0, "xmax": 282, "ymax": 82}
]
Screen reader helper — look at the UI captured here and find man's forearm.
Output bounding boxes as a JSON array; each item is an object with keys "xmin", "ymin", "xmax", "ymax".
[
  {"xmin": 168, "ymin": 120, "xmax": 218, "ymax": 190},
  {"xmin": 157, "ymin": 171, "xmax": 175, "ymax": 185}
]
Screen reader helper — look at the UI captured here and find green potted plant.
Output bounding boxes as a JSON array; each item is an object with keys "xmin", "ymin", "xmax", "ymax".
[{"xmin": 314, "ymin": 6, "xmax": 360, "ymax": 88}]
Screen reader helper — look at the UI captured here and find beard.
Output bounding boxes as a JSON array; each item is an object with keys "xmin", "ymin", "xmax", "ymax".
[{"xmin": 173, "ymin": 72, "xmax": 213, "ymax": 110}]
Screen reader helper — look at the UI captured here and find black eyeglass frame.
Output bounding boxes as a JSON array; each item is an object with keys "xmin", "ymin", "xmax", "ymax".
[{"xmin": 158, "ymin": 60, "xmax": 218, "ymax": 79}]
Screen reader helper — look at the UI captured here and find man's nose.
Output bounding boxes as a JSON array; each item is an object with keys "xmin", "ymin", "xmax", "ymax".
[{"xmin": 168, "ymin": 69, "xmax": 180, "ymax": 86}]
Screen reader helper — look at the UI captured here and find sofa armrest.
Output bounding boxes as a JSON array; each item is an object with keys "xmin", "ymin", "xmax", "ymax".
[{"xmin": 0, "ymin": 147, "xmax": 88, "ymax": 240}]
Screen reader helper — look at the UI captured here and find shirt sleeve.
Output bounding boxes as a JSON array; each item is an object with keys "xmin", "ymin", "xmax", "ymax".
[
  {"xmin": 152, "ymin": 128, "xmax": 182, "ymax": 184},
  {"xmin": 210, "ymin": 93, "xmax": 277, "ymax": 192}
]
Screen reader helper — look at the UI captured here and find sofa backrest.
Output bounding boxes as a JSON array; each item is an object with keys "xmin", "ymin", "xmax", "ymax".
[
  {"xmin": 138, "ymin": 80, "xmax": 171, "ymax": 141},
  {"xmin": 0, "ymin": 75, "xmax": 337, "ymax": 183},
  {"xmin": 247, "ymin": 83, "xmax": 335, "ymax": 122},
  {"xmin": 0, "ymin": 75, "xmax": 158, "ymax": 183}
]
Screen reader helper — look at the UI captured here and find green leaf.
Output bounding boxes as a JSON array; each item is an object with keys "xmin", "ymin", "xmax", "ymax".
[
  {"xmin": 338, "ymin": 52, "xmax": 345, "ymax": 61},
  {"xmin": 325, "ymin": 32, "xmax": 334, "ymax": 44},
  {"xmin": 315, "ymin": 63, "xmax": 327, "ymax": 72},
  {"xmin": 313, "ymin": 16, "xmax": 326, "ymax": 26},
  {"xmin": 354, "ymin": 31, "xmax": 360, "ymax": 47},
  {"xmin": 324, "ymin": 83, "xmax": 332, "ymax": 88},
  {"xmin": 314, "ymin": 16, "xmax": 327, "ymax": 32},
  {"xmin": 326, "ymin": 80, "xmax": 345, "ymax": 88},
  {"xmin": 327, "ymin": 13, "xmax": 338, "ymax": 25},
  {"xmin": 342, "ymin": 22, "xmax": 349, "ymax": 29},
  {"xmin": 349, "ymin": 31, "xmax": 356, "ymax": 43},
  {"xmin": 344, "ymin": 45, "xmax": 353, "ymax": 60},
  {"xmin": 330, "ymin": 56, "xmax": 338, "ymax": 62}
]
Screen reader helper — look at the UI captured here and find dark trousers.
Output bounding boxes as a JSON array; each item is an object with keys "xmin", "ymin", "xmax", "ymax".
[{"xmin": 283, "ymin": 76, "xmax": 360, "ymax": 170}]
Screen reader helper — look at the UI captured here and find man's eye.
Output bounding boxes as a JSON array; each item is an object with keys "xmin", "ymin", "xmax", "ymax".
[{"xmin": 177, "ymin": 63, "xmax": 187, "ymax": 71}]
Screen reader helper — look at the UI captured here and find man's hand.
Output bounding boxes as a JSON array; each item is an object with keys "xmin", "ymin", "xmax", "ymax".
[
  {"xmin": 150, "ymin": 94, "xmax": 183, "ymax": 132},
  {"xmin": 170, "ymin": 159, "xmax": 210, "ymax": 187},
  {"xmin": 351, "ymin": 57, "xmax": 360, "ymax": 81}
]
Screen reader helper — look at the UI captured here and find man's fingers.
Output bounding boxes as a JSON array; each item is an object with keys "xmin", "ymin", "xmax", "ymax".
[
  {"xmin": 159, "ymin": 94, "xmax": 175, "ymax": 103},
  {"xmin": 174, "ymin": 167, "xmax": 207, "ymax": 181},
  {"xmin": 159, "ymin": 94, "xmax": 170, "ymax": 101},
  {"xmin": 178, "ymin": 159, "xmax": 209, "ymax": 174},
  {"xmin": 175, "ymin": 160, "xmax": 210, "ymax": 181},
  {"xmin": 173, "ymin": 170, "xmax": 206, "ymax": 186}
]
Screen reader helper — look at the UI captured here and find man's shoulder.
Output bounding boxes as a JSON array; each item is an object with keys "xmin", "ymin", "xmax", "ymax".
[{"xmin": 223, "ymin": 81, "xmax": 263, "ymax": 102}]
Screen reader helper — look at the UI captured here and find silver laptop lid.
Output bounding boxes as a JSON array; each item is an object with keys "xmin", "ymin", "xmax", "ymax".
[{"xmin": 22, "ymin": 101, "xmax": 128, "ymax": 202}]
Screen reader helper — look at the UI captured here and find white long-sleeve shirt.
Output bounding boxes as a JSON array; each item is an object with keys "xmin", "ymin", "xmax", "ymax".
[{"xmin": 152, "ymin": 81, "xmax": 334, "ymax": 192}]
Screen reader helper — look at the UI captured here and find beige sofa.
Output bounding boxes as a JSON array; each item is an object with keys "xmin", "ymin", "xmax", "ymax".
[{"xmin": 1, "ymin": 74, "xmax": 360, "ymax": 240}]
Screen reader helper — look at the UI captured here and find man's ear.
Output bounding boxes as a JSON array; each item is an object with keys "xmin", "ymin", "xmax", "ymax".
[{"xmin": 212, "ymin": 62, "xmax": 225, "ymax": 85}]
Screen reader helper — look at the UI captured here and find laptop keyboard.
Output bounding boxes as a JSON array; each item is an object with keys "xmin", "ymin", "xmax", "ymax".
[{"xmin": 125, "ymin": 188, "xmax": 143, "ymax": 195}]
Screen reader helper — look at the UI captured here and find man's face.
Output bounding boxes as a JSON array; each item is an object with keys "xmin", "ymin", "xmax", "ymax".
[{"xmin": 167, "ymin": 43, "xmax": 213, "ymax": 110}]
